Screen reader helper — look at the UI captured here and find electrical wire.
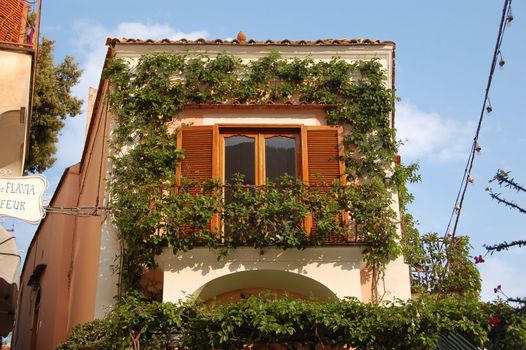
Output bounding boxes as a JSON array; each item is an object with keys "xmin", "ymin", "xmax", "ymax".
[
  {"xmin": 44, "ymin": 205, "xmax": 110, "ymax": 217},
  {"xmin": 443, "ymin": 0, "xmax": 513, "ymax": 241}
]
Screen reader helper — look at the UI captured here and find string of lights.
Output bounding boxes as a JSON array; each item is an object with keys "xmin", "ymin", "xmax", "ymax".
[{"xmin": 443, "ymin": 0, "xmax": 514, "ymax": 241}]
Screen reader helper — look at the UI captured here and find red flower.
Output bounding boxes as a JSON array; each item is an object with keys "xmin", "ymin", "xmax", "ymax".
[
  {"xmin": 488, "ymin": 316, "xmax": 503, "ymax": 327},
  {"xmin": 474, "ymin": 255, "xmax": 485, "ymax": 264}
]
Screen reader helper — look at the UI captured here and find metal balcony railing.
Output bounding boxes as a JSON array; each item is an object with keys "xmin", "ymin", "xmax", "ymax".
[{"xmin": 148, "ymin": 181, "xmax": 364, "ymax": 247}]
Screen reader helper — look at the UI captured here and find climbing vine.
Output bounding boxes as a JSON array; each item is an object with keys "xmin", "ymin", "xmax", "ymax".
[{"xmin": 103, "ymin": 52, "xmax": 416, "ymax": 291}]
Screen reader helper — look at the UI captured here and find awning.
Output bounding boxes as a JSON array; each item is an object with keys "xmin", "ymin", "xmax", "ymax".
[{"xmin": 0, "ymin": 225, "xmax": 20, "ymax": 337}]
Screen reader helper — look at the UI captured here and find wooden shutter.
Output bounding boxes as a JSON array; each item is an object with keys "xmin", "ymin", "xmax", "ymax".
[
  {"xmin": 177, "ymin": 125, "xmax": 218, "ymax": 215},
  {"xmin": 305, "ymin": 126, "xmax": 344, "ymax": 186},
  {"xmin": 303, "ymin": 126, "xmax": 346, "ymax": 243},
  {"xmin": 178, "ymin": 125, "xmax": 218, "ymax": 182},
  {"xmin": 177, "ymin": 125, "xmax": 219, "ymax": 235}
]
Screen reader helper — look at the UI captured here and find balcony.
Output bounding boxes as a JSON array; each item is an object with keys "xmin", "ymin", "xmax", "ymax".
[
  {"xmin": 147, "ymin": 176, "xmax": 364, "ymax": 251},
  {"xmin": 0, "ymin": 0, "xmax": 40, "ymax": 49},
  {"xmin": 130, "ymin": 175, "xmax": 411, "ymax": 302}
]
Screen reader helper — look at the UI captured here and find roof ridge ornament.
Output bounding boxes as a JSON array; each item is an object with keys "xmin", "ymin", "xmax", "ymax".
[{"xmin": 237, "ymin": 31, "xmax": 247, "ymax": 43}]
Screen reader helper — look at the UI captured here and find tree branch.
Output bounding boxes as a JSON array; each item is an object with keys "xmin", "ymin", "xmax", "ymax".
[
  {"xmin": 488, "ymin": 191, "xmax": 526, "ymax": 214},
  {"xmin": 484, "ymin": 240, "xmax": 526, "ymax": 254},
  {"xmin": 490, "ymin": 169, "xmax": 526, "ymax": 193}
]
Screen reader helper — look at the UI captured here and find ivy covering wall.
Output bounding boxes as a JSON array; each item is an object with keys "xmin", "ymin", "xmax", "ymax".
[{"xmin": 104, "ymin": 51, "xmax": 417, "ymax": 289}]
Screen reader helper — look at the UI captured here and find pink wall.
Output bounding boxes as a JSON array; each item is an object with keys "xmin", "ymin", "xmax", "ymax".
[
  {"xmin": 13, "ymin": 165, "xmax": 79, "ymax": 349},
  {"xmin": 13, "ymin": 83, "xmax": 111, "ymax": 349},
  {"xmin": 67, "ymin": 95, "xmax": 110, "ymax": 328}
]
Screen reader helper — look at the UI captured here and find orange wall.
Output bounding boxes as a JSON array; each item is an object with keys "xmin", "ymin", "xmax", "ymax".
[
  {"xmin": 13, "ymin": 165, "xmax": 80, "ymax": 350},
  {"xmin": 66, "ymin": 93, "xmax": 110, "ymax": 329},
  {"xmin": 13, "ymin": 84, "xmax": 111, "ymax": 349}
]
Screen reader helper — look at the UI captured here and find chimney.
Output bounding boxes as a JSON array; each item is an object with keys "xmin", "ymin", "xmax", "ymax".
[
  {"xmin": 236, "ymin": 31, "xmax": 247, "ymax": 43},
  {"xmin": 85, "ymin": 87, "xmax": 97, "ymax": 138}
]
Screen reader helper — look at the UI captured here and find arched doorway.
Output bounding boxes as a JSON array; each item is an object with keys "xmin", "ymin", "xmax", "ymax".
[{"xmin": 193, "ymin": 270, "xmax": 337, "ymax": 303}]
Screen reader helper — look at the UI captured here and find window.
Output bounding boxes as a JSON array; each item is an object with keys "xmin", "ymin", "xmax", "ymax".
[
  {"xmin": 222, "ymin": 129, "xmax": 300, "ymax": 185},
  {"xmin": 177, "ymin": 123, "xmax": 346, "ymax": 239},
  {"xmin": 178, "ymin": 124, "xmax": 344, "ymax": 186}
]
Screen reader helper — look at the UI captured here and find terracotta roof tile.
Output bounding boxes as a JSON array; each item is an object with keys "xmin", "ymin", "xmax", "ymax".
[{"xmin": 106, "ymin": 37, "xmax": 394, "ymax": 47}]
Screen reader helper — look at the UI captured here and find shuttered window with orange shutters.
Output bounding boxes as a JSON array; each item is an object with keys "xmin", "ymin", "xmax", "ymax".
[
  {"xmin": 303, "ymin": 126, "xmax": 346, "ymax": 241},
  {"xmin": 178, "ymin": 125, "xmax": 217, "ymax": 182},
  {"xmin": 304, "ymin": 127, "xmax": 344, "ymax": 186},
  {"xmin": 177, "ymin": 124, "xmax": 345, "ymax": 242},
  {"xmin": 178, "ymin": 125, "xmax": 343, "ymax": 183}
]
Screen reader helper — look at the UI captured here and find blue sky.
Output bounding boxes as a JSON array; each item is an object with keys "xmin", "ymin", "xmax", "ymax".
[{"xmin": 7, "ymin": 0, "xmax": 525, "ymax": 301}]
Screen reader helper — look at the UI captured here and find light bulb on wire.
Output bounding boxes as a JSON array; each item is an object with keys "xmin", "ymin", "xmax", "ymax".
[
  {"xmin": 498, "ymin": 52, "xmax": 505, "ymax": 69},
  {"xmin": 507, "ymin": 8, "xmax": 514, "ymax": 25}
]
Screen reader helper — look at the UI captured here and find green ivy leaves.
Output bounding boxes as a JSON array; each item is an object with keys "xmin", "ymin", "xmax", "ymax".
[
  {"xmin": 104, "ymin": 52, "xmax": 415, "ymax": 291},
  {"xmin": 59, "ymin": 294, "xmax": 526, "ymax": 350}
]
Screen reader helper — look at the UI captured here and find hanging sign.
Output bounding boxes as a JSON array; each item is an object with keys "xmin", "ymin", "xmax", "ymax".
[{"xmin": 0, "ymin": 175, "xmax": 47, "ymax": 224}]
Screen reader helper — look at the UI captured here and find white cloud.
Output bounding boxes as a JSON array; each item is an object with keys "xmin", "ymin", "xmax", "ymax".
[
  {"xmin": 52, "ymin": 22, "xmax": 208, "ymax": 169},
  {"xmin": 396, "ymin": 100, "xmax": 474, "ymax": 162},
  {"xmin": 115, "ymin": 22, "xmax": 207, "ymax": 41},
  {"xmin": 72, "ymin": 21, "xmax": 208, "ymax": 105}
]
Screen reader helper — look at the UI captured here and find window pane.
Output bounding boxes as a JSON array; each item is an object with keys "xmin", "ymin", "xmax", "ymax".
[
  {"xmin": 265, "ymin": 136, "xmax": 296, "ymax": 182},
  {"xmin": 225, "ymin": 136, "xmax": 255, "ymax": 184}
]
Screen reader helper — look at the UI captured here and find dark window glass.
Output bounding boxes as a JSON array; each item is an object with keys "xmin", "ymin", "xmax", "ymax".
[
  {"xmin": 265, "ymin": 136, "xmax": 296, "ymax": 182},
  {"xmin": 225, "ymin": 136, "xmax": 255, "ymax": 184}
]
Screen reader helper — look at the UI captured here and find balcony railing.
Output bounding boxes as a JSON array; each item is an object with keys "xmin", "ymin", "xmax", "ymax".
[
  {"xmin": 146, "ymin": 178, "xmax": 364, "ymax": 249},
  {"xmin": 0, "ymin": 0, "xmax": 40, "ymax": 49}
]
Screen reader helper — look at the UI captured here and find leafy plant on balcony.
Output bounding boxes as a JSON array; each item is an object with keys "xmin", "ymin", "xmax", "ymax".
[
  {"xmin": 113, "ymin": 173, "xmax": 369, "ymax": 287},
  {"xmin": 222, "ymin": 175, "xmax": 313, "ymax": 250}
]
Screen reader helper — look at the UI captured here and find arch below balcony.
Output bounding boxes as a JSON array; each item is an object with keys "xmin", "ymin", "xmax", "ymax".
[
  {"xmin": 193, "ymin": 270, "xmax": 338, "ymax": 303},
  {"xmin": 158, "ymin": 247, "xmax": 369, "ymax": 303}
]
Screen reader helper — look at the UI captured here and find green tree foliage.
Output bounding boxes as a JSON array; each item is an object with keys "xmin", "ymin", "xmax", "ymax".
[
  {"xmin": 25, "ymin": 37, "xmax": 82, "ymax": 173},
  {"xmin": 58, "ymin": 293, "xmax": 526, "ymax": 350},
  {"xmin": 409, "ymin": 233, "xmax": 481, "ymax": 298}
]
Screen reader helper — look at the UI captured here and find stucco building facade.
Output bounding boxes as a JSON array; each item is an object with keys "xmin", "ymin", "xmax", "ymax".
[
  {"xmin": 13, "ymin": 34, "xmax": 411, "ymax": 349},
  {"xmin": 0, "ymin": 0, "xmax": 40, "ymax": 342}
]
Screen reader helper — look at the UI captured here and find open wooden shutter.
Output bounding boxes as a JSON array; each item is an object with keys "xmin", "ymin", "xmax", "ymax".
[
  {"xmin": 305, "ymin": 126, "xmax": 344, "ymax": 186},
  {"xmin": 303, "ymin": 126, "xmax": 346, "ymax": 243},
  {"xmin": 177, "ymin": 125, "xmax": 219, "ymax": 235},
  {"xmin": 178, "ymin": 125, "xmax": 218, "ymax": 182}
]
